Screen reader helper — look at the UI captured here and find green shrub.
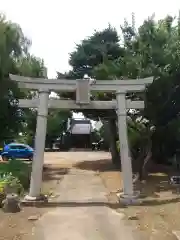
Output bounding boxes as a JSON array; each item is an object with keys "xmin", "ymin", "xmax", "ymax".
[
  {"xmin": 0, "ymin": 159, "xmax": 32, "ymax": 189},
  {"xmin": 0, "ymin": 173, "xmax": 23, "ymax": 195},
  {"xmin": 0, "ymin": 173, "xmax": 24, "ymax": 207}
]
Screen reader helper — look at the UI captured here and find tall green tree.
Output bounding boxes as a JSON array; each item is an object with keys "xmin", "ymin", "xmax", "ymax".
[
  {"xmin": 66, "ymin": 14, "xmax": 180, "ymax": 170},
  {"xmin": 0, "ymin": 14, "xmax": 30, "ymax": 144},
  {"xmin": 8, "ymin": 51, "xmax": 46, "ymax": 145},
  {"xmin": 0, "ymin": 14, "xmax": 71, "ymax": 146},
  {"xmin": 65, "ymin": 26, "xmax": 125, "ymax": 166},
  {"xmin": 69, "ymin": 25, "xmax": 124, "ymax": 78},
  {"xmin": 100, "ymin": 14, "xmax": 180, "ymax": 163},
  {"xmin": 120, "ymin": 15, "xmax": 180, "ymax": 161},
  {"xmin": 17, "ymin": 58, "xmax": 72, "ymax": 147}
]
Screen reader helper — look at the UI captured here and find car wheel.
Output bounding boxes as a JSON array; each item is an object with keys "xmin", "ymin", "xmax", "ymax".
[{"xmin": 2, "ymin": 155, "xmax": 8, "ymax": 161}]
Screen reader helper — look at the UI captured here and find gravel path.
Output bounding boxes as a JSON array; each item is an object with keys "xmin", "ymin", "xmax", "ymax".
[{"xmin": 33, "ymin": 168, "xmax": 136, "ymax": 240}]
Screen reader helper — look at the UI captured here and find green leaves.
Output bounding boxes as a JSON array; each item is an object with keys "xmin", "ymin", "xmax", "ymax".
[
  {"xmin": 69, "ymin": 25, "xmax": 123, "ymax": 78},
  {"xmin": 0, "ymin": 13, "xmax": 47, "ymax": 144},
  {"xmin": 46, "ymin": 110, "xmax": 72, "ymax": 147},
  {"xmin": 0, "ymin": 159, "xmax": 31, "ymax": 191},
  {"xmin": 66, "ymin": 13, "xmax": 180, "ymax": 160}
]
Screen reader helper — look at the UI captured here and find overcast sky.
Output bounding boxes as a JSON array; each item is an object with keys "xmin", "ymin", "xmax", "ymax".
[{"xmin": 1, "ymin": 0, "xmax": 180, "ymax": 78}]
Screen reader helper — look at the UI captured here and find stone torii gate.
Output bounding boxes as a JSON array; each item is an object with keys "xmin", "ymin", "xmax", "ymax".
[{"xmin": 9, "ymin": 73, "xmax": 153, "ymax": 203}]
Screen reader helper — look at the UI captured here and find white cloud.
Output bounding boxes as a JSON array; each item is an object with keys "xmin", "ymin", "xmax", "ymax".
[{"xmin": 1, "ymin": 0, "xmax": 180, "ymax": 78}]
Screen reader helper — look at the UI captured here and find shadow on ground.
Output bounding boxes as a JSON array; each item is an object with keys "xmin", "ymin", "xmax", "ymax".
[
  {"xmin": 74, "ymin": 159, "xmax": 180, "ymax": 196},
  {"xmin": 41, "ymin": 159, "xmax": 180, "ymax": 207},
  {"xmin": 43, "ymin": 165, "xmax": 69, "ymax": 181},
  {"xmin": 22, "ymin": 200, "xmax": 122, "ymax": 209},
  {"xmin": 134, "ymin": 163, "xmax": 180, "ymax": 199},
  {"xmin": 21, "ymin": 196, "xmax": 180, "ymax": 209},
  {"xmin": 73, "ymin": 159, "xmax": 119, "ymax": 172},
  {"xmin": 139, "ymin": 196, "xmax": 180, "ymax": 206}
]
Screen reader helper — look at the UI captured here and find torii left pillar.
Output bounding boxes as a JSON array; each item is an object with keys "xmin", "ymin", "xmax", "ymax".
[{"xmin": 25, "ymin": 89, "xmax": 49, "ymax": 200}]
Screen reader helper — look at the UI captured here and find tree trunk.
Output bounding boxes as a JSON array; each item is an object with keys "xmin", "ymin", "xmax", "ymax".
[
  {"xmin": 104, "ymin": 119, "xmax": 120, "ymax": 167},
  {"xmin": 134, "ymin": 143, "xmax": 152, "ymax": 182},
  {"xmin": 140, "ymin": 149, "xmax": 152, "ymax": 180}
]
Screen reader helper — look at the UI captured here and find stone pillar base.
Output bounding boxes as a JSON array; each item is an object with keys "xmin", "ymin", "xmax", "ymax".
[
  {"xmin": 117, "ymin": 191, "xmax": 140, "ymax": 205},
  {"xmin": 24, "ymin": 194, "xmax": 48, "ymax": 202}
]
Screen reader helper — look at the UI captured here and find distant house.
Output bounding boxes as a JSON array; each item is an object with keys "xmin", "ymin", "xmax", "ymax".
[
  {"xmin": 68, "ymin": 119, "xmax": 92, "ymax": 134},
  {"xmin": 67, "ymin": 118, "xmax": 93, "ymax": 148}
]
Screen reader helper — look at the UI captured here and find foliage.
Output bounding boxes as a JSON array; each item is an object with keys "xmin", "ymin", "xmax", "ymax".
[
  {"xmin": 46, "ymin": 110, "xmax": 72, "ymax": 148},
  {"xmin": 116, "ymin": 117, "xmax": 150, "ymax": 157},
  {"xmin": 19, "ymin": 108, "xmax": 72, "ymax": 148},
  {"xmin": 69, "ymin": 25, "xmax": 124, "ymax": 78},
  {"xmin": 0, "ymin": 13, "xmax": 72, "ymax": 146},
  {"xmin": 16, "ymin": 56, "xmax": 47, "ymax": 145},
  {"xmin": 80, "ymin": 14, "xmax": 180, "ymax": 162},
  {"xmin": 58, "ymin": 26, "xmax": 123, "ymax": 118},
  {"xmin": 60, "ymin": 26, "xmax": 125, "ymax": 164},
  {"xmin": 3, "ymin": 10, "xmax": 180, "ymax": 171},
  {"xmin": 0, "ymin": 159, "xmax": 31, "ymax": 189},
  {"xmin": 17, "ymin": 54, "xmax": 44, "ymax": 78},
  {"xmin": 20, "ymin": 109, "xmax": 37, "ymax": 146},
  {"xmin": 119, "ymin": 15, "xmax": 180, "ymax": 160},
  {"xmin": 0, "ymin": 14, "xmax": 29, "ymax": 143},
  {"xmin": 0, "ymin": 14, "xmax": 46, "ymax": 144},
  {"xmin": 0, "ymin": 173, "xmax": 23, "ymax": 195},
  {"xmin": 0, "ymin": 172, "xmax": 24, "ymax": 207},
  {"xmin": 63, "ymin": 13, "xmax": 180, "ymax": 165}
]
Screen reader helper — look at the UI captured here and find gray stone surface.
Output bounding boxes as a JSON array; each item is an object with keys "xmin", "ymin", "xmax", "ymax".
[
  {"xmin": 172, "ymin": 230, "xmax": 180, "ymax": 239},
  {"xmin": 33, "ymin": 168, "xmax": 136, "ymax": 240}
]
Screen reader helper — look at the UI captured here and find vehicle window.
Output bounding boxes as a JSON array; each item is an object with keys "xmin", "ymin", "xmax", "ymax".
[
  {"xmin": 17, "ymin": 145, "xmax": 27, "ymax": 150},
  {"xmin": 9, "ymin": 145, "xmax": 18, "ymax": 149}
]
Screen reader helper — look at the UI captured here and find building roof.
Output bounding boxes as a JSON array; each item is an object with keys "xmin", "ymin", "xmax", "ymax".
[{"xmin": 69, "ymin": 119, "xmax": 92, "ymax": 134}]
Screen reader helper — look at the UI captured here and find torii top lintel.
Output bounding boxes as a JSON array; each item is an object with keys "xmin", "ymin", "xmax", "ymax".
[{"xmin": 9, "ymin": 74, "xmax": 153, "ymax": 92}]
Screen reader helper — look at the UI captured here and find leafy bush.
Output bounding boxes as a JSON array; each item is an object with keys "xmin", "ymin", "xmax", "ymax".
[
  {"xmin": 116, "ymin": 118, "xmax": 150, "ymax": 159},
  {"xmin": 0, "ymin": 173, "xmax": 24, "ymax": 207},
  {"xmin": 0, "ymin": 159, "xmax": 31, "ymax": 189},
  {"xmin": 0, "ymin": 173, "xmax": 23, "ymax": 195}
]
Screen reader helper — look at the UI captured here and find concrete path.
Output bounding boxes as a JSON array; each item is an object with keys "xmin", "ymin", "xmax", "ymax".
[{"xmin": 33, "ymin": 168, "xmax": 136, "ymax": 240}]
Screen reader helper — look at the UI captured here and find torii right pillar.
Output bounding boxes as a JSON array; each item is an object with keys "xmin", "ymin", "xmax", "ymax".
[{"xmin": 116, "ymin": 91, "xmax": 139, "ymax": 204}]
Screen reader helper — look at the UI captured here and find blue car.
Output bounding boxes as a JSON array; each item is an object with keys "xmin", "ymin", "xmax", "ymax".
[{"xmin": 1, "ymin": 143, "xmax": 34, "ymax": 161}]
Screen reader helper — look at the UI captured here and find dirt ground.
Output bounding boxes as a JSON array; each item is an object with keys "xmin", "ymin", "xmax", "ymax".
[
  {"xmin": 57, "ymin": 155, "xmax": 180, "ymax": 239},
  {"xmin": 1, "ymin": 152, "xmax": 180, "ymax": 239},
  {"xmin": 0, "ymin": 151, "xmax": 111, "ymax": 240},
  {"xmin": 98, "ymin": 161, "xmax": 180, "ymax": 240},
  {"xmin": 0, "ymin": 164, "xmax": 62, "ymax": 240}
]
